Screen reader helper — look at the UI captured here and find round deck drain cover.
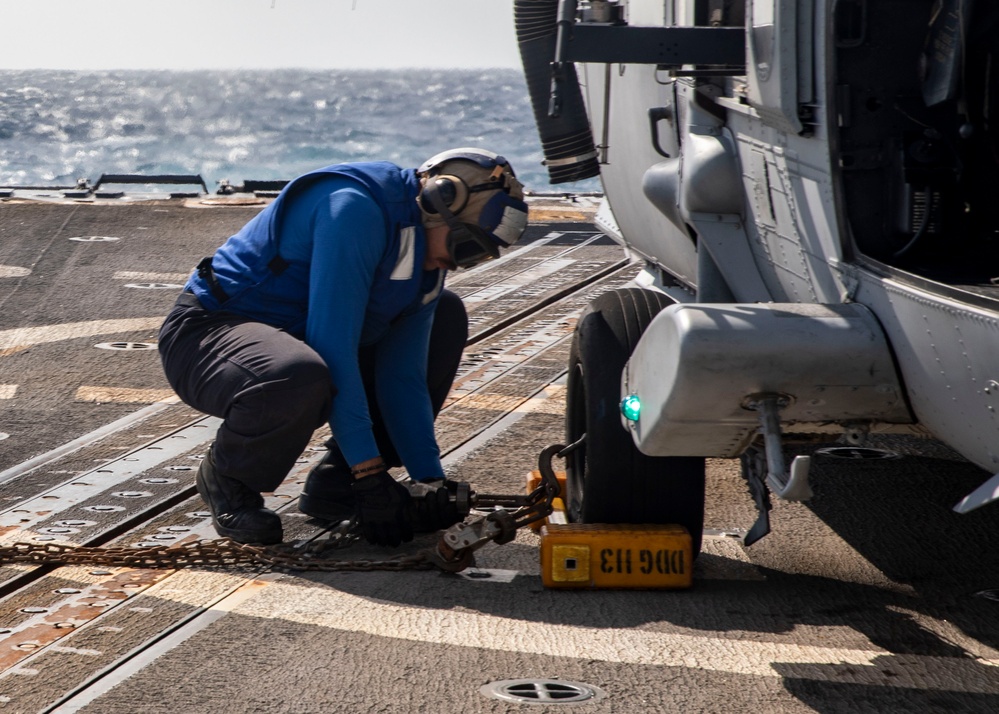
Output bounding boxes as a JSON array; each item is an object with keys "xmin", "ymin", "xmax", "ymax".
[
  {"xmin": 815, "ymin": 447, "xmax": 899, "ymax": 460},
  {"xmin": 111, "ymin": 490, "xmax": 153, "ymax": 499},
  {"xmin": 481, "ymin": 679, "xmax": 604, "ymax": 705},
  {"xmin": 95, "ymin": 342, "xmax": 157, "ymax": 351},
  {"xmin": 124, "ymin": 282, "xmax": 184, "ymax": 290}
]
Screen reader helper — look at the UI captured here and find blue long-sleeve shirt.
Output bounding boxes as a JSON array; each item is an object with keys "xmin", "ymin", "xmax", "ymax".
[
  {"xmin": 287, "ymin": 178, "xmax": 443, "ymax": 478},
  {"xmin": 186, "ymin": 163, "xmax": 446, "ymax": 480}
]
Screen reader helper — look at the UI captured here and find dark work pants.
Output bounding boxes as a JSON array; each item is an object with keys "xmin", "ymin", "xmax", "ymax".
[{"xmin": 158, "ymin": 291, "xmax": 468, "ymax": 492}]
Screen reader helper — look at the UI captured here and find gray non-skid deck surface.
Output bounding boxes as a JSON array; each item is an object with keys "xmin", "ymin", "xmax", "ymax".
[
  {"xmin": 0, "ymin": 199, "xmax": 612, "ymax": 471},
  {"xmin": 1, "ymin": 199, "xmax": 998, "ymax": 713}
]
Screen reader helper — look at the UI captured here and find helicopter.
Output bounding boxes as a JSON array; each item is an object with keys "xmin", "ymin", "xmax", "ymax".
[{"xmin": 515, "ymin": 0, "xmax": 999, "ymax": 552}]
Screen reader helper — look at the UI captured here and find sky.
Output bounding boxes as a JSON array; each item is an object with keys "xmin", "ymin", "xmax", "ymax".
[{"xmin": 0, "ymin": 0, "xmax": 521, "ymax": 70}]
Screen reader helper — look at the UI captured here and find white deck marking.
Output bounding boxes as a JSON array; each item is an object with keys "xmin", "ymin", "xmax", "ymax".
[
  {"xmin": 0, "ymin": 417, "xmax": 220, "ymax": 533},
  {"xmin": 463, "ymin": 259, "xmax": 576, "ymax": 304},
  {"xmin": 0, "ymin": 399, "xmax": 181, "ymax": 485},
  {"xmin": 74, "ymin": 386, "xmax": 176, "ymax": 404},
  {"xmin": 233, "ymin": 583, "xmax": 999, "ymax": 694},
  {"xmin": 45, "ymin": 576, "xmax": 269, "ymax": 714},
  {"xmin": 0, "ymin": 318, "xmax": 164, "ymax": 351},
  {"xmin": 112, "ymin": 271, "xmax": 189, "ymax": 282}
]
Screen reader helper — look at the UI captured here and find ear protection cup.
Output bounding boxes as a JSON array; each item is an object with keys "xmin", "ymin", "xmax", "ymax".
[
  {"xmin": 419, "ymin": 175, "xmax": 469, "ymax": 216},
  {"xmin": 420, "ymin": 173, "xmax": 500, "ymax": 269}
]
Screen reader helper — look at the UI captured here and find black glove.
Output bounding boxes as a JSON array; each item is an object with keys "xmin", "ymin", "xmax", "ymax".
[
  {"xmin": 350, "ymin": 470, "xmax": 414, "ymax": 547},
  {"xmin": 410, "ymin": 479, "xmax": 467, "ymax": 533}
]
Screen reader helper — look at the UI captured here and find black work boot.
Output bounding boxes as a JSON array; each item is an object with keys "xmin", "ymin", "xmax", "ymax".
[
  {"xmin": 195, "ymin": 449, "xmax": 283, "ymax": 545},
  {"xmin": 298, "ymin": 448, "xmax": 355, "ymax": 523}
]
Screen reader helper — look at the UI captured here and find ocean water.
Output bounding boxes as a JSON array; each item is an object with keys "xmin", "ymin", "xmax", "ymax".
[{"xmin": 0, "ymin": 68, "xmax": 600, "ymax": 194}]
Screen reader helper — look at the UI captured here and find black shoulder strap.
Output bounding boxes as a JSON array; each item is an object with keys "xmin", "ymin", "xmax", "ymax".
[
  {"xmin": 196, "ymin": 257, "xmax": 231, "ymax": 304},
  {"xmin": 267, "ymin": 254, "xmax": 290, "ymax": 275}
]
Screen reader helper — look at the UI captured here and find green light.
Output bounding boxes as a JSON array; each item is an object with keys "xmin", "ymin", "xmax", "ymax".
[{"xmin": 621, "ymin": 394, "xmax": 642, "ymax": 421}]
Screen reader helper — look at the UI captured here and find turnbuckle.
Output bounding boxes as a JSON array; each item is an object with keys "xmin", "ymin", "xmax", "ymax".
[
  {"xmin": 426, "ymin": 510, "xmax": 518, "ymax": 572},
  {"xmin": 426, "ymin": 443, "xmax": 565, "ymax": 572}
]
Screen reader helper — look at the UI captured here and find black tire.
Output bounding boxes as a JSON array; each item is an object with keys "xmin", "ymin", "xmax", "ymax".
[{"xmin": 565, "ymin": 288, "xmax": 705, "ymax": 555}]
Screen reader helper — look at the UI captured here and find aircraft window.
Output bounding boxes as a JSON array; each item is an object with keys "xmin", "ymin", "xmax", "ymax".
[{"xmin": 835, "ymin": 0, "xmax": 999, "ymax": 296}]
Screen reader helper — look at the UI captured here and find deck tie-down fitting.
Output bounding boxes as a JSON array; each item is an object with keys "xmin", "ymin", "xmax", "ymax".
[{"xmin": 743, "ymin": 393, "xmax": 813, "ymax": 502}]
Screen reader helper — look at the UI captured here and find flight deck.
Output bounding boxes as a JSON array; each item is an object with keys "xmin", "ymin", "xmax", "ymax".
[{"xmin": 0, "ymin": 192, "xmax": 997, "ymax": 712}]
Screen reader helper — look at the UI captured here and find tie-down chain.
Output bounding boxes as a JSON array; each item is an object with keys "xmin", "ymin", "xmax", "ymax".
[{"xmin": 0, "ymin": 444, "xmax": 566, "ymax": 573}]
